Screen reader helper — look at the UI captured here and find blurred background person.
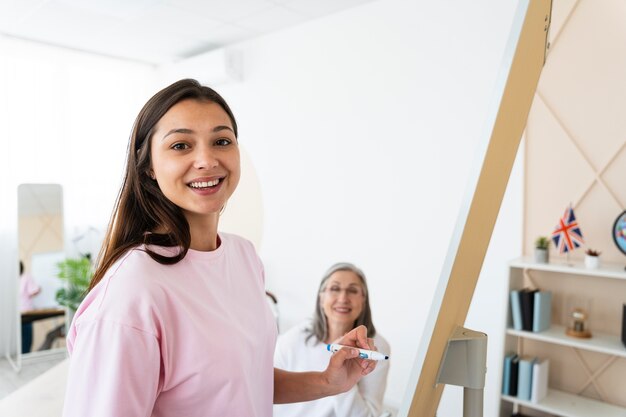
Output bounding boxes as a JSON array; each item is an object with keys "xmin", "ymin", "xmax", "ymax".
[{"xmin": 19, "ymin": 260, "xmax": 41, "ymax": 353}]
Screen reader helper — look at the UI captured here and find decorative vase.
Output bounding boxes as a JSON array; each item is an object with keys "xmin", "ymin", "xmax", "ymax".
[
  {"xmin": 584, "ymin": 255, "xmax": 600, "ymax": 269},
  {"xmin": 534, "ymin": 248, "xmax": 549, "ymax": 264}
]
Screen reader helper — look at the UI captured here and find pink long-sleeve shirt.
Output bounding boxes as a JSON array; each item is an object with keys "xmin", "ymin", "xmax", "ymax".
[{"xmin": 63, "ymin": 233, "xmax": 277, "ymax": 417}]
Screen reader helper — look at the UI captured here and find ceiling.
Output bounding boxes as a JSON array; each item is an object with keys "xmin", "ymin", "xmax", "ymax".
[{"xmin": 0, "ymin": 0, "xmax": 375, "ymax": 65}]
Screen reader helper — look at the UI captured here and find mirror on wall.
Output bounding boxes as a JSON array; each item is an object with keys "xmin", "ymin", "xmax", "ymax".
[{"xmin": 17, "ymin": 184, "xmax": 66, "ymax": 358}]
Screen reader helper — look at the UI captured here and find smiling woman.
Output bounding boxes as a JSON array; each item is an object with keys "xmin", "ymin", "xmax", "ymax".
[
  {"xmin": 86, "ymin": 81, "xmax": 241, "ymax": 292},
  {"xmin": 62, "ymin": 79, "xmax": 377, "ymax": 417}
]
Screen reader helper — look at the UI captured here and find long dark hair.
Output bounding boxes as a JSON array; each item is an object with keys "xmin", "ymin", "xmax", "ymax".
[
  {"xmin": 88, "ymin": 79, "xmax": 238, "ymax": 291},
  {"xmin": 306, "ymin": 262, "xmax": 377, "ymax": 344}
]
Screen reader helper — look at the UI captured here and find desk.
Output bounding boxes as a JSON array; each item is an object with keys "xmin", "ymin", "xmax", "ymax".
[{"xmin": 21, "ymin": 308, "xmax": 65, "ymax": 324}]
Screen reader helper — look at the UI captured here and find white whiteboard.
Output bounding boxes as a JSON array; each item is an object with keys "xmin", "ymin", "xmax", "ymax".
[{"xmin": 397, "ymin": 0, "xmax": 553, "ymax": 415}]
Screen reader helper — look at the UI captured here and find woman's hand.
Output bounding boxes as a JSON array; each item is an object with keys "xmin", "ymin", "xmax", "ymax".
[
  {"xmin": 322, "ymin": 325, "xmax": 377, "ymax": 394},
  {"xmin": 273, "ymin": 327, "xmax": 379, "ymax": 403}
]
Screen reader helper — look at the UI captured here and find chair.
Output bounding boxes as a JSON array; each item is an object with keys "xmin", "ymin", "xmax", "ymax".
[{"xmin": 265, "ymin": 290, "xmax": 279, "ymax": 332}]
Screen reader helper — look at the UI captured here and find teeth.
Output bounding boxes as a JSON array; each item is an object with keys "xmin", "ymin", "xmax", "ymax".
[{"xmin": 189, "ymin": 179, "xmax": 220, "ymax": 188}]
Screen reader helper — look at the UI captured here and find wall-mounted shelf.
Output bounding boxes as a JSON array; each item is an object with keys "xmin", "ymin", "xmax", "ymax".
[
  {"xmin": 509, "ymin": 257, "xmax": 626, "ymax": 281},
  {"xmin": 499, "ymin": 258, "xmax": 626, "ymax": 417}
]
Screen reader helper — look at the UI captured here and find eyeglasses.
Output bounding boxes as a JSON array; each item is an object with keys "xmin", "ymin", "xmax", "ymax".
[{"xmin": 322, "ymin": 285, "xmax": 364, "ymax": 298}]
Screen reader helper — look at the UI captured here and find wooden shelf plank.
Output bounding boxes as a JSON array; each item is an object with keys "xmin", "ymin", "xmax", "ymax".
[
  {"xmin": 506, "ymin": 325, "xmax": 626, "ymax": 358},
  {"xmin": 502, "ymin": 389, "xmax": 626, "ymax": 417}
]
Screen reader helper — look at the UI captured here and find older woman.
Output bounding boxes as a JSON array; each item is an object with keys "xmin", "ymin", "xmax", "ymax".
[{"xmin": 274, "ymin": 263, "xmax": 390, "ymax": 417}]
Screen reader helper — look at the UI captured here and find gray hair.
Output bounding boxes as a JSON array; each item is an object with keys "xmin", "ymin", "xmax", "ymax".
[{"xmin": 305, "ymin": 262, "xmax": 377, "ymax": 344}]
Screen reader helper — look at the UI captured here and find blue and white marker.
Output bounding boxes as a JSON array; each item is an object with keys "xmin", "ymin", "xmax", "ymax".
[{"xmin": 326, "ymin": 344, "xmax": 389, "ymax": 361}]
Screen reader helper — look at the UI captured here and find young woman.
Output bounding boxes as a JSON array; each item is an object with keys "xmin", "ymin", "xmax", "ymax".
[
  {"xmin": 62, "ymin": 79, "xmax": 375, "ymax": 417},
  {"xmin": 274, "ymin": 263, "xmax": 390, "ymax": 417}
]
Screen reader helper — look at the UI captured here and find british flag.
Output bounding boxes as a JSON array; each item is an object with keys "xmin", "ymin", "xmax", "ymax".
[{"xmin": 551, "ymin": 205, "xmax": 584, "ymax": 253}]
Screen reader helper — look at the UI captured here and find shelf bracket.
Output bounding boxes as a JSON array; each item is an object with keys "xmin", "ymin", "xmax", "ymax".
[{"xmin": 436, "ymin": 326, "xmax": 488, "ymax": 417}]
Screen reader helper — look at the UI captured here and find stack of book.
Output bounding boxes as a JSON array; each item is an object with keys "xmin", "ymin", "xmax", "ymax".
[
  {"xmin": 502, "ymin": 354, "xmax": 549, "ymax": 403},
  {"xmin": 510, "ymin": 289, "xmax": 552, "ymax": 332}
]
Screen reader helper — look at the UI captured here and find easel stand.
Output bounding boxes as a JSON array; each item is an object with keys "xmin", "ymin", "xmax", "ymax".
[{"xmin": 436, "ymin": 326, "xmax": 488, "ymax": 417}]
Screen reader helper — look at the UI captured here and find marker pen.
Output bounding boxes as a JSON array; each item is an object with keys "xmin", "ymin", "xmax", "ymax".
[{"xmin": 326, "ymin": 344, "xmax": 389, "ymax": 361}]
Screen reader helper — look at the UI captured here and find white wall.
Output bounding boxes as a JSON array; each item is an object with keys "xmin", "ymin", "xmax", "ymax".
[
  {"xmin": 0, "ymin": 36, "xmax": 156, "ymax": 358},
  {"xmin": 171, "ymin": 0, "xmax": 522, "ymax": 415}
]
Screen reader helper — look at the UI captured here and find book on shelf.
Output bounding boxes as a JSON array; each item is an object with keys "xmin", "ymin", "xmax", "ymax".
[
  {"xmin": 520, "ymin": 289, "xmax": 538, "ymax": 331},
  {"xmin": 532, "ymin": 291, "xmax": 552, "ymax": 332},
  {"xmin": 502, "ymin": 353, "xmax": 519, "ymax": 395},
  {"xmin": 510, "ymin": 355, "xmax": 519, "ymax": 396},
  {"xmin": 517, "ymin": 356, "xmax": 536, "ymax": 401},
  {"xmin": 622, "ymin": 303, "xmax": 626, "ymax": 347},
  {"xmin": 510, "ymin": 290, "xmax": 523, "ymax": 330},
  {"xmin": 530, "ymin": 358, "xmax": 549, "ymax": 403},
  {"xmin": 510, "ymin": 288, "xmax": 551, "ymax": 333}
]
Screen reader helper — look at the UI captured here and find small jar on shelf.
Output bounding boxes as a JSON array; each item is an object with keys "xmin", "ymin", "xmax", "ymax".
[{"xmin": 564, "ymin": 296, "xmax": 592, "ymax": 339}]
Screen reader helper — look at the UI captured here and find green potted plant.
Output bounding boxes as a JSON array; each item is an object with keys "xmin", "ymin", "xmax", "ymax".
[
  {"xmin": 534, "ymin": 236, "xmax": 550, "ymax": 264},
  {"xmin": 56, "ymin": 257, "xmax": 92, "ymax": 315}
]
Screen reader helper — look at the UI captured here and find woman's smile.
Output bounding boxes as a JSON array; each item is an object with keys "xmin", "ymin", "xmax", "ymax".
[
  {"xmin": 187, "ymin": 176, "xmax": 225, "ymax": 195},
  {"xmin": 332, "ymin": 305, "xmax": 353, "ymax": 314}
]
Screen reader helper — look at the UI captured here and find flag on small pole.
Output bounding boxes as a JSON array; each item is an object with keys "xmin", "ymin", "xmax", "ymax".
[{"xmin": 551, "ymin": 205, "xmax": 584, "ymax": 254}]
